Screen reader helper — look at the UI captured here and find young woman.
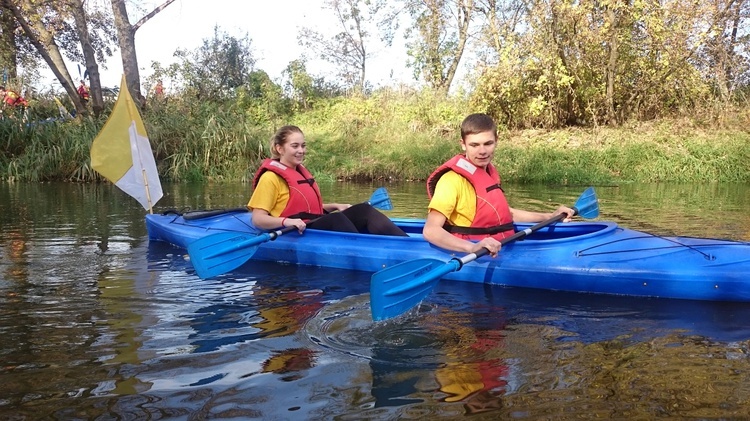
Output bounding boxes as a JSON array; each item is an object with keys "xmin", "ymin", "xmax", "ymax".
[{"xmin": 248, "ymin": 125, "xmax": 407, "ymax": 236}]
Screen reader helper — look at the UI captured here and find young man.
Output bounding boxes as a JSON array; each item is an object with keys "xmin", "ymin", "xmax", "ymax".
[{"xmin": 423, "ymin": 113, "xmax": 574, "ymax": 256}]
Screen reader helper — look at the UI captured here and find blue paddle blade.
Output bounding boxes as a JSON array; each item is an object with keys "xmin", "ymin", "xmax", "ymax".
[
  {"xmin": 370, "ymin": 186, "xmax": 601, "ymax": 322},
  {"xmin": 369, "ymin": 187, "xmax": 393, "ymax": 211},
  {"xmin": 370, "ymin": 258, "xmax": 459, "ymax": 321},
  {"xmin": 187, "ymin": 232, "xmax": 268, "ymax": 279},
  {"xmin": 187, "ymin": 188, "xmax": 389, "ymax": 279},
  {"xmin": 574, "ymin": 187, "xmax": 599, "ymax": 219}
]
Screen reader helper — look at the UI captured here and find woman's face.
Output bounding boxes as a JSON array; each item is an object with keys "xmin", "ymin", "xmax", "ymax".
[{"xmin": 277, "ymin": 131, "xmax": 306, "ymax": 168}]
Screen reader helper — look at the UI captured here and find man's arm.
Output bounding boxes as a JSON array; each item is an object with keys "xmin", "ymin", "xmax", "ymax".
[{"xmin": 423, "ymin": 210, "xmax": 501, "ymax": 255}]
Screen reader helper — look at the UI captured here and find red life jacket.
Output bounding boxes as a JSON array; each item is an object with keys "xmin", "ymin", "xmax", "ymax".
[
  {"xmin": 252, "ymin": 159, "xmax": 323, "ymax": 218},
  {"xmin": 77, "ymin": 85, "xmax": 89, "ymax": 100},
  {"xmin": 427, "ymin": 155, "xmax": 514, "ymax": 240},
  {"xmin": 4, "ymin": 90, "xmax": 26, "ymax": 107}
]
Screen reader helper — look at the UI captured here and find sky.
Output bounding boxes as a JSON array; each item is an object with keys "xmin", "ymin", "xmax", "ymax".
[{"xmin": 53, "ymin": 0, "xmax": 413, "ymax": 92}]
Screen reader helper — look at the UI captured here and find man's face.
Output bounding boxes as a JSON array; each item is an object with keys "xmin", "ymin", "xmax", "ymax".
[{"xmin": 461, "ymin": 130, "xmax": 497, "ymax": 169}]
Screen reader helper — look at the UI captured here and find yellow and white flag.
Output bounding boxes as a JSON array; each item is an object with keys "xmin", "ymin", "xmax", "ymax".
[
  {"xmin": 53, "ymin": 97, "xmax": 73, "ymax": 119},
  {"xmin": 90, "ymin": 75, "xmax": 163, "ymax": 212}
]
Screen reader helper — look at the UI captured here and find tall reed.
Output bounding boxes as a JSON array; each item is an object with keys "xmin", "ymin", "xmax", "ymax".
[{"xmin": 1, "ymin": 91, "xmax": 749, "ymax": 184}]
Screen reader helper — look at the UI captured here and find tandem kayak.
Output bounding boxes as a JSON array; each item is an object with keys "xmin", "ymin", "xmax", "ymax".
[{"xmin": 145, "ymin": 208, "xmax": 750, "ymax": 303}]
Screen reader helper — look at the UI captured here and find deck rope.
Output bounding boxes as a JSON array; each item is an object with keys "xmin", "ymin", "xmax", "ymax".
[{"xmin": 575, "ymin": 234, "xmax": 726, "ymax": 260}]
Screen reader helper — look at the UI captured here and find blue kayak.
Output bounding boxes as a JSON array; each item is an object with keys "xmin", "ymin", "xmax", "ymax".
[{"xmin": 146, "ymin": 209, "xmax": 750, "ymax": 302}]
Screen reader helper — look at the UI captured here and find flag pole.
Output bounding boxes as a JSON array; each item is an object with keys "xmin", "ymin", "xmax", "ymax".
[
  {"xmin": 127, "ymin": 85, "xmax": 155, "ymax": 215},
  {"xmin": 91, "ymin": 74, "xmax": 163, "ymax": 212},
  {"xmin": 142, "ymin": 168, "xmax": 154, "ymax": 214},
  {"xmin": 129, "ymin": 120, "xmax": 155, "ymax": 214}
]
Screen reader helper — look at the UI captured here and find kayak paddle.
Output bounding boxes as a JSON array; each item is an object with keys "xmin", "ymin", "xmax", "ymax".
[
  {"xmin": 187, "ymin": 187, "xmax": 394, "ymax": 279},
  {"xmin": 369, "ymin": 187, "xmax": 599, "ymax": 321}
]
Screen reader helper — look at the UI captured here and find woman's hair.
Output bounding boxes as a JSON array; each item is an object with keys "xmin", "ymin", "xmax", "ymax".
[
  {"xmin": 270, "ymin": 125, "xmax": 303, "ymax": 159},
  {"xmin": 460, "ymin": 113, "xmax": 497, "ymax": 139}
]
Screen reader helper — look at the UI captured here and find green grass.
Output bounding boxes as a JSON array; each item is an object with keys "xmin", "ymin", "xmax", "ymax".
[{"xmin": 1, "ymin": 93, "xmax": 749, "ymax": 184}]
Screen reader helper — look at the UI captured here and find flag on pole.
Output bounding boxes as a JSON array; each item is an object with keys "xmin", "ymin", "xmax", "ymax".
[
  {"xmin": 53, "ymin": 97, "xmax": 73, "ymax": 120},
  {"xmin": 90, "ymin": 75, "xmax": 163, "ymax": 212}
]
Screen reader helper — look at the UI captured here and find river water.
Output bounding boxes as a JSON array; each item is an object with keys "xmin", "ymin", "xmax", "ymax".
[{"xmin": 1, "ymin": 181, "xmax": 749, "ymax": 420}]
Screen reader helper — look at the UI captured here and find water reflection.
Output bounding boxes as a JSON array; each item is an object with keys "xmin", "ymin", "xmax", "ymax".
[{"xmin": 1, "ymin": 181, "xmax": 750, "ymax": 419}]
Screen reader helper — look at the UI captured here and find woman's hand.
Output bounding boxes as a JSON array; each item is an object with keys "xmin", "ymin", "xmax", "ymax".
[{"xmin": 282, "ymin": 217, "xmax": 306, "ymax": 234}]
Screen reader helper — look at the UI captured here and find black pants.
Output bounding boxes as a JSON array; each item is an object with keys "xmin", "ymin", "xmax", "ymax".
[{"xmin": 305, "ymin": 203, "xmax": 408, "ymax": 236}]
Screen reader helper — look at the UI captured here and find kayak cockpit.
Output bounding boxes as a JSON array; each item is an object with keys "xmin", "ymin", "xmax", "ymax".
[
  {"xmin": 390, "ymin": 218, "xmax": 618, "ymax": 242},
  {"xmin": 515, "ymin": 221, "xmax": 617, "ymax": 241}
]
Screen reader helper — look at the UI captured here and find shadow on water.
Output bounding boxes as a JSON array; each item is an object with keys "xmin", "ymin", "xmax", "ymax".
[
  {"xmin": 2, "ymin": 181, "xmax": 750, "ymax": 419},
  {"xmin": 433, "ymin": 281, "xmax": 750, "ymax": 343}
]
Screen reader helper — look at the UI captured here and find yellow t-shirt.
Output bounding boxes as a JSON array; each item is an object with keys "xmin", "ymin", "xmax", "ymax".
[
  {"xmin": 247, "ymin": 171, "xmax": 290, "ymax": 216},
  {"xmin": 427, "ymin": 171, "xmax": 477, "ymax": 226}
]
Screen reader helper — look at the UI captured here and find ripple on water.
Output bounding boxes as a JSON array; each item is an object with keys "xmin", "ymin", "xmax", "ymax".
[{"xmin": 305, "ymin": 294, "xmax": 482, "ymax": 368}]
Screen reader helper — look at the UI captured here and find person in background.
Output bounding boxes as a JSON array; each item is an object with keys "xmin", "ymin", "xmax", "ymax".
[
  {"xmin": 1, "ymin": 86, "xmax": 28, "ymax": 107},
  {"xmin": 423, "ymin": 113, "xmax": 574, "ymax": 256},
  {"xmin": 153, "ymin": 79, "xmax": 164, "ymax": 99},
  {"xmin": 77, "ymin": 80, "xmax": 89, "ymax": 105},
  {"xmin": 248, "ymin": 125, "xmax": 408, "ymax": 236},
  {"xmin": 1, "ymin": 86, "xmax": 29, "ymax": 120}
]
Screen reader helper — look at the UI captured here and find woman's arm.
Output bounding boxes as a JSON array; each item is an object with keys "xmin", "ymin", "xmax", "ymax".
[
  {"xmin": 251, "ymin": 208, "xmax": 306, "ymax": 233},
  {"xmin": 323, "ymin": 203, "xmax": 351, "ymax": 213}
]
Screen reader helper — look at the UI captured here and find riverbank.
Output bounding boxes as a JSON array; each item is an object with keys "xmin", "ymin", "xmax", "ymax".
[
  {"xmin": 1, "ymin": 97, "xmax": 748, "ymax": 184},
  {"xmin": 302, "ymin": 115, "xmax": 750, "ymax": 184}
]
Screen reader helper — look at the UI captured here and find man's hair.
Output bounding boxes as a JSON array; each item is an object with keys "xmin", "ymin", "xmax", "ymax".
[{"xmin": 460, "ymin": 113, "xmax": 497, "ymax": 140}]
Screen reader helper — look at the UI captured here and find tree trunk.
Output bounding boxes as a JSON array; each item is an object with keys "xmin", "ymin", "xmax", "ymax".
[
  {"xmin": 69, "ymin": 0, "xmax": 104, "ymax": 117},
  {"xmin": 3, "ymin": 0, "xmax": 86, "ymax": 115},
  {"xmin": 110, "ymin": 0, "xmax": 176, "ymax": 108},
  {"xmin": 0, "ymin": 4, "xmax": 17, "ymax": 80},
  {"xmin": 605, "ymin": 7, "xmax": 619, "ymax": 126},
  {"xmin": 110, "ymin": 0, "xmax": 144, "ymax": 106},
  {"xmin": 441, "ymin": 0, "xmax": 473, "ymax": 94}
]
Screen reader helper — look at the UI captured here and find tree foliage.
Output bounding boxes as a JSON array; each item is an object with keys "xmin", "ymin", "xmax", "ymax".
[
  {"xmin": 2, "ymin": 0, "xmax": 750, "ymax": 130},
  {"xmin": 1, "ymin": 0, "xmax": 169, "ymax": 116},
  {"xmin": 402, "ymin": 0, "xmax": 474, "ymax": 94},
  {"xmin": 470, "ymin": 0, "xmax": 750, "ymax": 128},
  {"xmin": 282, "ymin": 58, "xmax": 342, "ymax": 111},
  {"xmin": 172, "ymin": 26, "xmax": 256, "ymax": 102},
  {"xmin": 299, "ymin": 0, "xmax": 385, "ymax": 93}
]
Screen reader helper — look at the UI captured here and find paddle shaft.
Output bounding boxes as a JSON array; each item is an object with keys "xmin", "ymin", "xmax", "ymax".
[
  {"xmin": 203, "ymin": 221, "xmax": 308, "ymax": 260},
  {"xmin": 385, "ymin": 212, "xmax": 573, "ymax": 297},
  {"xmin": 203, "ymin": 197, "xmax": 385, "ymax": 260},
  {"xmin": 465, "ymin": 211, "xmax": 570, "ymax": 264},
  {"xmin": 371, "ymin": 187, "xmax": 598, "ymax": 321}
]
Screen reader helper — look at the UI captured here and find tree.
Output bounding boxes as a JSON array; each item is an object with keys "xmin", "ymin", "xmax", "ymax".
[
  {"xmin": 0, "ymin": 5, "xmax": 19, "ymax": 80},
  {"xmin": 299, "ymin": 0, "xmax": 385, "ymax": 93},
  {"xmin": 2, "ymin": 0, "xmax": 86, "ymax": 115},
  {"xmin": 242, "ymin": 69, "xmax": 290, "ymax": 125},
  {"xmin": 696, "ymin": 0, "xmax": 750, "ymax": 103},
  {"xmin": 110, "ymin": 0, "xmax": 176, "ymax": 107},
  {"xmin": 172, "ymin": 27, "xmax": 256, "ymax": 101},
  {"xmin": 282, "ymin": 59, "xmax": 341, "ymax": 111},
  {"xmin": 283, "ymin": 59, "xmax": 317, "ymax": 111},
  {"xmin": 2, "ymin": 0, "xmax": 118, "ymax": 117},
  {"xmin": 403, "ymin": 0, "xmax": 474, "ymax": 94},
  {"xmin": 469, "ymin": 0, "xmax": 745, "ymax": 128},
  {"xmin": 68, "ymin": 0, "xmax": 105, "ymax": 116}
]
